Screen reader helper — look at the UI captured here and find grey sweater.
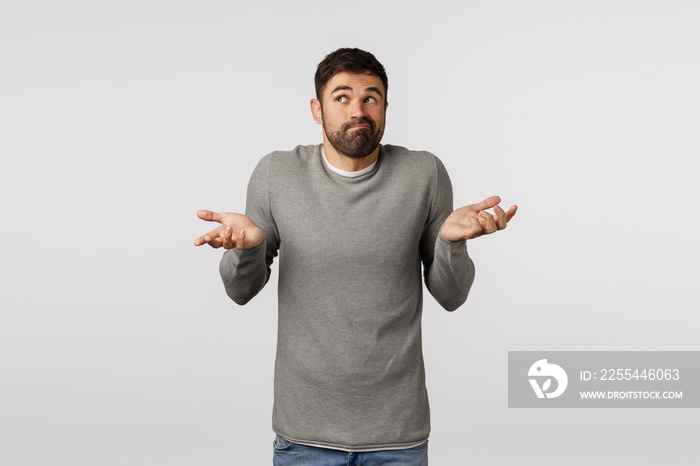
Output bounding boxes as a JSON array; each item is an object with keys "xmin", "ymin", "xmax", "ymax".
[{"xmin": 220, "ymin": 144, "xmax": 475, "ymax": 451}]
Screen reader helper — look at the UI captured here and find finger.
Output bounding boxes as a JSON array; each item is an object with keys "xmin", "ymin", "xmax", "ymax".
[
  {"xmin": 195, "ymin": 225, "xmax": 225, "ymax": 248},
  {"xmin": 494, "ymin": 205, "xmax": 507, "ymax": 230},
  {"xmin": 208, "ymin": 237, "xmax": 223, "ymax": 248},
  {"xmin": 467, "ymin": 215, "xmax": 483, "ymax": 239},
  {"xmin": 200, "ymin": 234, "xmax": 223, "ymax": 248},
  {"xmin": 222, "ymin": 226, "xmax": 233, "ymax": 249},
  {"xmin": 478, "ymin": 210, "xmax": 498, "ymax": 234},
  {"xmin": 505, "ymin": 205, "xmax": 518, "ymax": 222},
  {"xmin": 236, "ymin": 229, "xmax": 247, "ymax": 250},
  {"xmin": 194, "ymin": 232, "xmax": 215, "ymax": 247},
  {"xmin": 470, "ymin": 196, "xmax": 501, "ymax": 212},
  {"xmin": 197, "ymin": 210, "xmax": 223, "ymax": 223}
]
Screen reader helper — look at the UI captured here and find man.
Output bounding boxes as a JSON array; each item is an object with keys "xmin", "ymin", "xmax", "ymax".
[{"xmin": 195, "ymin": 48, "xmax": 516, "ymax": 465}]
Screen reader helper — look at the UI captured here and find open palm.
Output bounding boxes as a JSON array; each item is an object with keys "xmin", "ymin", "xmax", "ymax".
[
  {"xmin": 194, "ymin": 210, "xmax": 265, "ymax": 250},
  {"xmin": 440, "ymin": 196, "xmax": 517, "ymax": 242}
]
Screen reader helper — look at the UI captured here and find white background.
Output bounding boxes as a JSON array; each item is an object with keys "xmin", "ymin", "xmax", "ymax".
[{"xmin": 1, "ymin": 1, "xmax": 698, "ymax": 464}]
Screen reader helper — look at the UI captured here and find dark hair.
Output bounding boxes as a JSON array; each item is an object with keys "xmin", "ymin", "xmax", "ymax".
[{"xmin": 314, "ymin": 48, "xmax": 388, "ymax": 104}]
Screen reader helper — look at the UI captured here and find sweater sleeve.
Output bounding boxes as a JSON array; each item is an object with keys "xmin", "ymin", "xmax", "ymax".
[
  {"xmin": 420, "ymin": 155, "xmax": 475, "ymax": 311},
  {"xmin": 219, "ymin": 154, "xmax": 280, "ymax": 305}
]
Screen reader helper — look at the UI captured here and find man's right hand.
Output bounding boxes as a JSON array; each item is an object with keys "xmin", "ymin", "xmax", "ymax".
[{"xmin": 194, "ymin": 210, "xmax": 265, "ymax": 250}]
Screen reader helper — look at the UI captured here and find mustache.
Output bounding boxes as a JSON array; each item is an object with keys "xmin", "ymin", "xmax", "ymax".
[{"xmin": 342, "ymin": 118, "xmax": 375, "ymax": 132}]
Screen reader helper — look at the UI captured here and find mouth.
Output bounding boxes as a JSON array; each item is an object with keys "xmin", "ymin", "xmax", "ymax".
[
  {"xmin": 345, "ymin": 119, "xmax": 374, "ymax": 132},
  {"xmin": 348, "ymin": 124, "xmax": 370, "ymax": 131}
]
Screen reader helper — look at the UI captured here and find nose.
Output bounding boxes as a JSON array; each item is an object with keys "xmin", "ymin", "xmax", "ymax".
[{"xmin": 349, "ymin": 99, "xmax": 366, "ymax": 119}]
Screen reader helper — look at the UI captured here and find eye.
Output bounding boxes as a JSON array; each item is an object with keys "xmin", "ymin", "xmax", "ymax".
[
  {"xmin": 336, "ymin": 96, "xmax": 348, "ymax": 103},
  {"xmin": 364, "ymin": 97, "xmax": 377, "ymax": 104}
]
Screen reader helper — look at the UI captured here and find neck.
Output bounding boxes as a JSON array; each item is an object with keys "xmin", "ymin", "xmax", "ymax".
[{"xmin": 322, "ymin": 133, "xmax": 380, "ymax": 172}]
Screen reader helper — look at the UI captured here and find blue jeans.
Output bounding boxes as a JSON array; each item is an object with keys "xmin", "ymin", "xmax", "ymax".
[{"xmin": 272, "ymin": 435, "xmax": 428, "ymax": 466}]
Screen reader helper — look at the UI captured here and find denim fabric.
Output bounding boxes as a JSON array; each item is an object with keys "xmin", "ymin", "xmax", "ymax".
[{"xmin": 272, "ymin": 435, "xmax": 428, "ymax": 466}]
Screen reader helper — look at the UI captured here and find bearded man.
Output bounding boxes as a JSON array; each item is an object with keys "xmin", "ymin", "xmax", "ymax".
[{"xmin": 195, "ymin": 48, "xmax": 516, "ymax": 465}]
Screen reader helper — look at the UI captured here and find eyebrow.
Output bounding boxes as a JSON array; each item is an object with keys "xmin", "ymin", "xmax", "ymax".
[{"xmin": 330, "ymin": 85, "xmax": 384, "ymax": 98}]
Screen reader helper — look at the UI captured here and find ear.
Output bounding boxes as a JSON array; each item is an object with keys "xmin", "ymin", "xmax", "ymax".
[{"xmin": 310, "ymin": 99, "xmax": 323, "ymax": 125}]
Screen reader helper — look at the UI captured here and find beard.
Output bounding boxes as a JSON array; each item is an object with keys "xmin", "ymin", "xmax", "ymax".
[{"xmin": 323, "ymin": 116, "xmax": 384, "ymax": 159}]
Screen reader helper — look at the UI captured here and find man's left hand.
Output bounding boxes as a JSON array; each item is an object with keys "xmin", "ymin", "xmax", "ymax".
[{"xmin": 440, "ymin": 196, "xmax": 517, "ymax": 242}]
